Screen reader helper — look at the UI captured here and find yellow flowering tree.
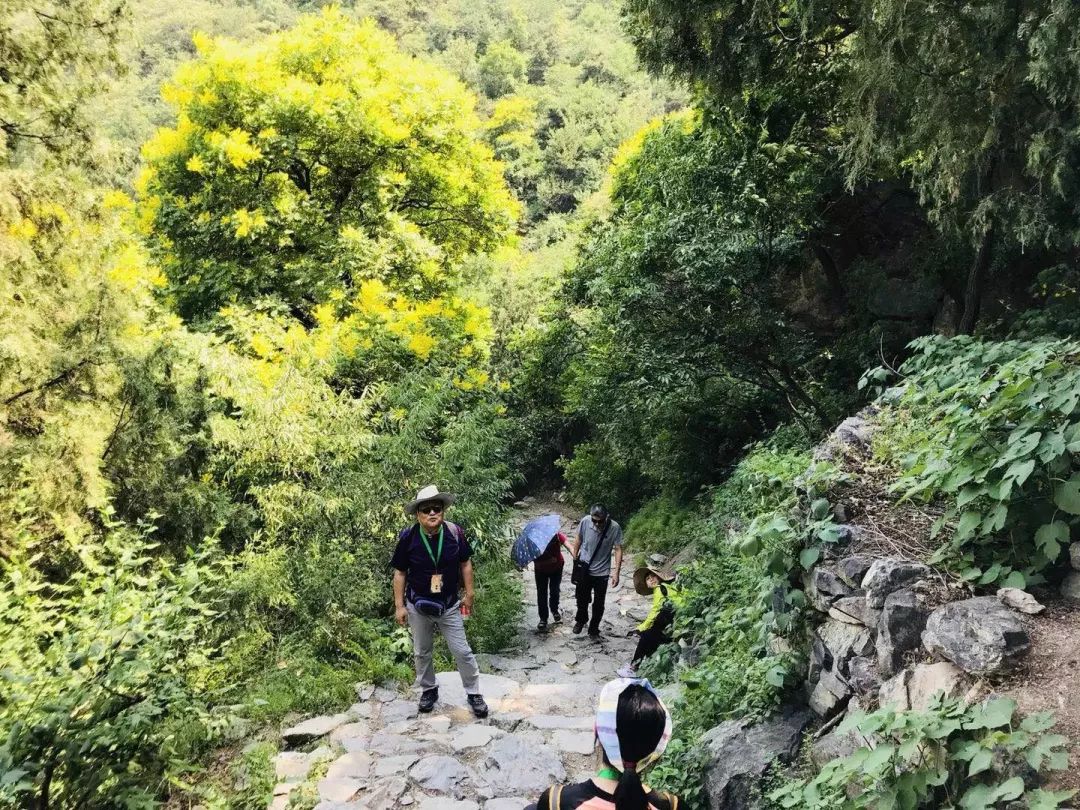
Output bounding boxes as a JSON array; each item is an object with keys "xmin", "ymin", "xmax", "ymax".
[{"xmin": 138, "ymin": 7, "xmax": 519, "ymax": 321}]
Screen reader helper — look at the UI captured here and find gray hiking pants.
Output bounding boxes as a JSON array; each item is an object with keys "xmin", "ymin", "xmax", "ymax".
[{"xmin": 406, "ymin": 601, "xmax": 481, "ymax": 694}]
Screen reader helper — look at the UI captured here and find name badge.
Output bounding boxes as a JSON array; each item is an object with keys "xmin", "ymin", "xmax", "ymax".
[{"xmin": 430, "ymin": 574, "xmax": 443, "ymax": 594}]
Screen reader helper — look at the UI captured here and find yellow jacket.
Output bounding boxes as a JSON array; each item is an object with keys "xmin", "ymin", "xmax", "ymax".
[{"xmin": 638, "ymin": 581, "xmax": 684, "ymax": 631}]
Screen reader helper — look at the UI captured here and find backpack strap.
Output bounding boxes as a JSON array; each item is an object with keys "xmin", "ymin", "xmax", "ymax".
[
  {"xmin": 552, "ymin": 784, "xmax": 563, "ymax": 810},
  {"xmin": 446, "ymin": 520, "xmax": 465, "ymax": 543}
]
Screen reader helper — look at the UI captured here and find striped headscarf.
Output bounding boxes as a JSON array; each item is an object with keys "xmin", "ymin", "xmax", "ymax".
[{"xmin": 594, "ymin": 677, "xmax": 672, "ymax": 773}]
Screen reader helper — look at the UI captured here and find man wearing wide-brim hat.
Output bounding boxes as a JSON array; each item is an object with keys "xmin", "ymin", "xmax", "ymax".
[
  {"xmin": 391, "ymin": 485, "xmax": 488, "ymax": 717},
  {"xmin": 616, "ymin": 566, "xmax": 684, "ymax": 678}
]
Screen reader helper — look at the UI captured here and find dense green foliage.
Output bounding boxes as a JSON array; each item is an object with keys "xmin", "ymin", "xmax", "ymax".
[
  {"xmin": 772, "ymin": 697, "xmax": 1072, "ymax": 809},
  {"xmin": 2, "ymin": 5, "xmax": 524, "ymax": 806},
  {"xmin": 637, "ymin": 438, "xmax": 823, "ymax": 804},
  {"xmin": 868, "ymin": 336, "xmax": 1080, "ymax": 587}
]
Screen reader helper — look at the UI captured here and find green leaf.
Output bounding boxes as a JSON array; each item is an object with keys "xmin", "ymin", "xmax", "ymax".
[
  {"xmin": 811, "ymin": 498, "xmax": 830, "ymax": 520},
  {"xmin": 980, "ymin": 502, "xmax": 1007, "ymax": 533},
  {"xmin": 799, "ymin": 546, "xmax": 821, "ymax": 570},
  {"xmin": 1003, "ymin": 458, "xmax": 1035, "ymax": 487},
  {"xmin": 1020, "ymin": 713, "xmax": 1056, "ymax": 733},
  {"xmin": 960, "ymin": 783, "xmax": 993, "ymax": 810},
  {"xmin": 863, "ymin": 743, "xmax": 896, "ymax": 772},
  {"xmin": 1002, "ymin": 569, "xmax": 1026, "ymax": 589},
  {"xmin": 1034, "ymin": 520, "xmax": 1069, "ymax": 563},
  {"xmin": 955, "ymin": 510, "xmax": 982, "ymax": 540},
  {"xmin": 991, "ymin": 776, "xmax": 1025, "ymax": 801},
  {"xmin": 1053, "ymin": 475, "xmax": 1080, "ymax": 514},
  {"xmin": 975, "ymin": 697, "xmax": 1016, "ymax": 729},
  {"xmin": 765, "ymin": 663, "xmax": 787, "ymax": 687},
  {"xmin": 968, "ymin": 747, "xmax": 992, "ymax": 776},
  {"xmin": 816, "ymin": 526, "xmax": 842, "ymax": 544}
]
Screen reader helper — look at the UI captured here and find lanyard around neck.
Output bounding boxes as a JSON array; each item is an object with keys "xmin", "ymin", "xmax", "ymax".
[{"xmin": 419, "ymin": 524, "xmax": 444, "ymax": 566}]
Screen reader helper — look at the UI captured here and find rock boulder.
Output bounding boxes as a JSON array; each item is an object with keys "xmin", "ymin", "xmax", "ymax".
[
  {"xmin": 817, "ymin": 620, "xmax": 874, "ymax": 677},
  {"xmin": 702, "ymin": 708, "xmax": 812, "ymax": 810},
  {"xmin": 1062, "ymin": 572, "xmax": 1080, "ymax": 601},
  {"xmin": 862, "ymin": 559, "xmax": 931, "ymax": 608},
  {"xmin": 836, "ymin": 555, "xmax": 877, "ymax": 589},
  {"xmin": 847, "ymin": 655, "xmax": 882, "ymax": 697},
  {"xmin": 922, "ymin": 597, "xmax": 1029, "ymax": 675},
  {"xmin": 805, "ymin": 567, "xmax": 855, "ymax": 612},
  {"xmin": 879, "ymin": 661, "xmax": 971, "ymax": 711},
  {"xmin": 876, "ymin": 588, "xmax": 929, "ymax": 677},
  {"xmin": 997, "ymin": 588, "xmax": 1045, "ymax": 615},
  {"xmin": 481, "ymin": 734, "xmax": 565, "ymax": 796}
]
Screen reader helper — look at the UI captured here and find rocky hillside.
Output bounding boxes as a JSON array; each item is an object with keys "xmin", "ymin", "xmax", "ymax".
[{"xmin": 695, "ymin": 409, "xmax": 1080, "ymax": 808}]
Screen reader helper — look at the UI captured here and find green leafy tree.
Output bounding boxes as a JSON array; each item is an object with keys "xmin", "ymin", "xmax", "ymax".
[
  {"xmin": 478, "ymin": 38, "xmax": 527, "ymax": 98},
  {"xmin": 137, "ymin": 7, "xmax": 518, "ymax": 321},
  {"xmin": 621, "ymin": 0, "xmax": 1080, "ymax": 334},
  {"xmin": 0, "ymin": 0, "xmax": 126, "ymax": 165},
  {"xmin": 556, "ymin": 107, "xmax": 839, "ymax": 497}
]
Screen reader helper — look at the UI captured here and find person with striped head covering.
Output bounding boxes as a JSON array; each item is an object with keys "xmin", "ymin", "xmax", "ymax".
[{"xmin": 527, "ymin": 678, "xmax": 681, "ymax": 810}]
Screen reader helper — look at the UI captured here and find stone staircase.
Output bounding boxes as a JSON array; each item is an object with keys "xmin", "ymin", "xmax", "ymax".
[{"xmin": 269, "ymin": 513, "xmax": 649, "ymax": 810}]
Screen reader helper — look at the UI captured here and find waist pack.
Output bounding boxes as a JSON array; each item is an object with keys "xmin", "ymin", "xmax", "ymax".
[{"xmin": 412, "ymin": 597, "xmax": 448, "ymax": 617}]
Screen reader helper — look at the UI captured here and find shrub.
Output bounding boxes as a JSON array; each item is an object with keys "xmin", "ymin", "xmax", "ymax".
[
  {"xmin": 771, "ymin": 696, "xmax": 1074, "ymax": 809},
  {"xmin": 0, "ymin": 528, "xmax": 226, "ymax": 808},
  {"xmin": 624, "ymin": 496, "xmax": 698, "ymax": 555},
  {"xmin": 865, "ymin": 336, "xmax": 1080, "ymax": 587}
]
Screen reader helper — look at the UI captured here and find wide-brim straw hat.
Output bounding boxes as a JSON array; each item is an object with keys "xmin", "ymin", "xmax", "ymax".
[
  {"xmin": 634, "ymin": 566, "xmax": 675, "ymax": 596},
  {"xmin": 405, "ymin": 484, "xmax": 457, "ymax": 516}
]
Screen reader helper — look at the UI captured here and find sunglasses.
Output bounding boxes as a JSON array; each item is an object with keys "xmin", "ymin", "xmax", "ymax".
[{"xmin": 418, "ymin": 504, "xmax": 444, "ymax": 515}]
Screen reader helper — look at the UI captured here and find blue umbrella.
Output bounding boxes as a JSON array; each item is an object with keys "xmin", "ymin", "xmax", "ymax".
[{"xmin": 511, "ymin": 513, "xmax": 562, "ymax": 569}]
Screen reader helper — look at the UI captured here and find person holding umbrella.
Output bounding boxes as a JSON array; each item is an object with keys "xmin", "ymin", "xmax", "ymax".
[
  {"xmin": 533, "ymin": 527, "xmax": 572, "ymax": 632},
  {"xmin": 510, "ymin": 514, "xmax": 572, "ymax": 632}
]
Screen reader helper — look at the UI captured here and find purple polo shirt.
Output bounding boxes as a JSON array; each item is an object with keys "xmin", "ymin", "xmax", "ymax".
[{"xmin": 391, "ymin": 521, "xmax": 472, "ymax": 607}]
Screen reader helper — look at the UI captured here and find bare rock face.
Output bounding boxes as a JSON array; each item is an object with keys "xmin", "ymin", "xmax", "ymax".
[
  {"xmin": 829, "ymin": 596, "xmax": 869, "ymax": 625},
  {"xmin": 997, "ymin": 587, "xmax": 1045, "ymax": 615},
  {"xmin": 847, "ymin": 655, "xmax": 882, "ymax": 697},
  {"xmin": 834, "ymin": 416, "xmax": 875, "ymax": 449},
  {"xmin": 876, "ymin": 588, "xmax": 930, "ymax": 678},
  {"xmin": 922, "ymin": 597, "xmax": 1030, "ymax": 675},
  {"xmin": 862, "ymin": 559, "xmax": 931, "ymax": 608},
  {"xmin": 281, "ymin": 713, "xmax": 352, "ymax": 747},
  {"xmin": 805, "ymin": 567, "xmax": 856, "ymax": 612},
  {"xmin": 836, "ymin": 555, "xmax": 877, "ymax": 589},
  {"xmin": 809, "ymin": 669, "xmax": 852, "ymax": 718},
  {"xmin": 702, "ymin": 707, "xmax": 812, "ymax": 810},
  {"xmin": 1070, "ymin": 543, "xmax": 1080, "ymax": 571},
  {"xmin": 480, "ymin": 733, "xmax": 565, "ymax": 796},
  {"xmin": 878, "ymin": 662, "xmax": 971, "ymax": 711},
  {"xmin": 1062, "ymin": 572, "xmax": 1080, "ymax": 601},
  {"xmin": 817, "ymin": 620, "xmax": 875, "ymax": 676}
]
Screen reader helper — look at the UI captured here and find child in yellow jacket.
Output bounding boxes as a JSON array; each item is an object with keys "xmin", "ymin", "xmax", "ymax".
[{"xmin": 617, "ymin": 567, "xmax": 683, "ymax": 678}]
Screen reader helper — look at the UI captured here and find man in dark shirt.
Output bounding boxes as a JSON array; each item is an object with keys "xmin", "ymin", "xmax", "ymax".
[{"xmin": 391, "ymin": 484, "xmax": 488, "ymax": 717}]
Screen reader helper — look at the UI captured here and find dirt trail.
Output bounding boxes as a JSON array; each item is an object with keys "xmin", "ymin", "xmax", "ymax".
[{"xmin": 269, "ymin": 498, "xmax": 650, "ymax": 810}]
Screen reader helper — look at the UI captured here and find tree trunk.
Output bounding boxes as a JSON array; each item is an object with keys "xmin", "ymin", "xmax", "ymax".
[{"xmin": 958, "ymin": 224, "xmax": 995, "ymax": 334}]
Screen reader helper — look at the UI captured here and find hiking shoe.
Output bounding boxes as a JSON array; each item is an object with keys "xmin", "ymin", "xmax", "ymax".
[
  {"xmin": 537, "ymin": 620, "xmax": 549, "ymax": 633},
  {"xmin": 467, "ymin": 693, "xmax": 489, "ymax": 718},
  {"xmin": 572, "ymin": 622, "xmax": 585, "ymax": 634},
  {"xmin": 552, "ymin": 610, "xmax": 563, "ymax": 624},
  {"xmin": 418, "ymin": 687, "xmax": 438, "ymax": 713},
  {"xmin": 588, "ymin": 629, "xmax": 601, "ymax": 640},
  {"xmin": 617, "ymin": 664, "xmax": 637, "ymax": 678}
]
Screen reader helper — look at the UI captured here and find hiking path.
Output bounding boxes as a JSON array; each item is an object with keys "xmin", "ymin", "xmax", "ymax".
[{"xmin": 269, "ymin": 497, "xmax": 651, "ymax": 810}]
